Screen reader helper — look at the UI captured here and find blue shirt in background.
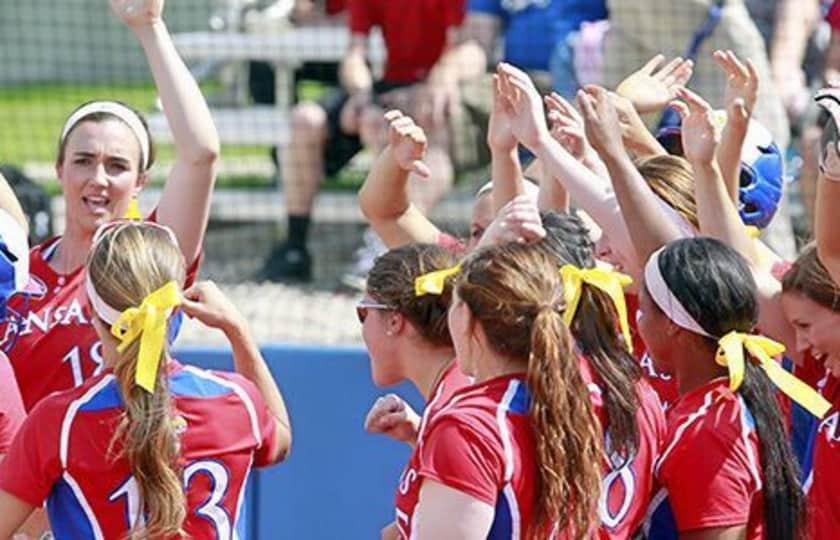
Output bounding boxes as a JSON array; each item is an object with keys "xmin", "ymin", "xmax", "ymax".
[{"xmin": 468, "ymin": 0, "xmax": 607, "ymax": 71}]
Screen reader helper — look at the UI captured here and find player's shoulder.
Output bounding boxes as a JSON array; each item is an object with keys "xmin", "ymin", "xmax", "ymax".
[{"xmin": 169, "ymin": 363, "xmax": 259, "ymax": 404}]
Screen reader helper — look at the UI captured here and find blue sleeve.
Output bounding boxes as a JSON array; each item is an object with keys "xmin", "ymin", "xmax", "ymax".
[{"xmin": 468, "ymin": 0, "xmax": 505, "ymax": 18}]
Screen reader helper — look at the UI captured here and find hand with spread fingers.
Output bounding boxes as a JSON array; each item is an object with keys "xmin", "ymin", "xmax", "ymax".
[
  {"xmin": 713, "ymin": 49, "xmax": 759, "ymax": 125},
  {"xmin": 487, "ymin": 74, "xmax": 518, "ymax": 153},
  {"xmin": 495, "ymin": 62, "xmax": 551, "ymax": 151},
  {"xmin": 670, "ymin": 87, "xmax": 720, "ymax": 166},
  {"xmin": 616, "ymin": 54, "xmax": 694, "ymax": 114},
  {"xmin": 544, "ymin": 92, "xmax": 589, "ymax": 162},
  {"xmin": 577, "ymin": 85, "xmax": 626, "ymax": 161},
  {"xmin": 384, "ymin": 110, "xmax": 432, "ymax": 178}
]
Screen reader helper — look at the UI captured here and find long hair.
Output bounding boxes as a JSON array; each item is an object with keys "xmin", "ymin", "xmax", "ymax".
[
  {"xmin": 457, "ymin": 242, "xmax": 603, "ymax": 540},
  {"xmin": 87, "ymin": 222, "xmax": 186, "ymax": 539},
  {"xmin": 366, "ymin": 243, "xmax": 457, "ymax": 348},
  {"xmin": 541, "ymin": 211, "xmax": 641, "ymax": 462},
  {"xmin": 782, "ymin": 243, "xmax": 840, "ymax": 311},
  {"xmin": 637, "ymin": 154, "xmax": 699, "ymax": 229},
  {"xmin": 657, "ymin": 237, "xmax": 804, "ymax": 540}
]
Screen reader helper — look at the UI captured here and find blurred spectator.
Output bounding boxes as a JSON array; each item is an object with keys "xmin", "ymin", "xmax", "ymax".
[
  {"xmin": 603, "ymin": 0, "xmax": 795, "ymax": 258},
  {"xmin": 261, "ymin": 0, "xmax": 480, "ymax": 283}
]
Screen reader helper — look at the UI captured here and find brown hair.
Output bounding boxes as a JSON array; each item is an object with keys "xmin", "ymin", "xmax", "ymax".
[
  {"xmin": 366, "ymin": 243, "xmax": 457, "ymax": 348},
  {"xmin": 637, "ymin": 154, "xmax": 699, "ymax": 229},
  {"xmin": 782, "ymin": 243, "xmax": 840, "ymax": 311},
  {"xmin": 57, "ymin": 101, "xmax": 156, "ymax": 172},
  {"xmin": 456, "ymin": 243, "xmax": 603, "ymax": 540},
  {"xmin": 88, "ymin": 223, "xmax": 186, "ymax": 538}
]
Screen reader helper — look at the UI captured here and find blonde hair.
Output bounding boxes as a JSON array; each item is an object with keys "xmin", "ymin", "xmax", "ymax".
[
  {"xmin": 637, "ymin": 154, "xmax": 699, "ymax": 229},
  {"xmin": 87, "ymin": 223, "xmax": 186, "ymax": 539},
  {"xmin": 456, "ymin": 243, "xmax": 603, "ymax": 539}
]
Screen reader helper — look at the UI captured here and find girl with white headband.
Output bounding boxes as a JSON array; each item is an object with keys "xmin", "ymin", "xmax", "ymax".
[
  {"xmin": 0, "ymin": 0, "xmax": 219, "ymax": 412},
  {"xmin": 0, "ymin": 221, "xmax": 290, "ymax": 539}
]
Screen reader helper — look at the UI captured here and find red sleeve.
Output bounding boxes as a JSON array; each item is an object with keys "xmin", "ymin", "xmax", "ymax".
[
  {"xmin": 349, "ymin": 0, "xmax": 378, "ymax": 35},
  {"xmin": 326, "ymin": 0, "xmax": 347, "ymax": 15},
  {"xmin": 0, "ymin": 356, "xmax": 25, "ymax": 454},
  {"xmin": 660, "ymin": 424, "xmax": 755, "ymax": 531},
  {"xmin": 417, "ymin": 417, "xmax": 503, "ymax": 506},
  {"xmin": 443, "ymin": 0, "xmax": 466, "ymax": 29},
  {"xmin": 0, "ymin": 396, "xmax": 64, "ymax": 506},
  {"xmin": 216, "ymin": 371, "xmax": 281, "ymax": 468},
  {"xmin": 828, "ymin": 2, "xmax": 840, "ymax": 30}
]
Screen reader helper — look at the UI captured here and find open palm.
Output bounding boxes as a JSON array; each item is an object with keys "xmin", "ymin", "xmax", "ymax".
[{"xmin": 616, "ymin": 55, "xmax": 693, "ymax": 114}]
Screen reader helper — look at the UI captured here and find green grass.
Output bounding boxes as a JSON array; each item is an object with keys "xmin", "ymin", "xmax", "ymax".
[{"xmin": 0, "ymin": 81, "xmax": 363, "ymax": 190}]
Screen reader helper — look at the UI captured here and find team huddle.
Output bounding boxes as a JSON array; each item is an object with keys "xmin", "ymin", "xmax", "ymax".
[{"xmin": 0, "ymin": 0, "xmax": 838, "ymax": 539}]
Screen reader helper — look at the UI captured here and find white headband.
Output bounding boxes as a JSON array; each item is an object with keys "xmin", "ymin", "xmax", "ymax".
[
  {"xmin": 61, "ymin": 102, "xmax": 150, "ymax": 170},
  {"xmin": 85, "ymin": 274, "xmax": 123, "ymax": 325},
  {"xmin": 643, "ymin": 247, "xmax": 712, "ymax": 338}
]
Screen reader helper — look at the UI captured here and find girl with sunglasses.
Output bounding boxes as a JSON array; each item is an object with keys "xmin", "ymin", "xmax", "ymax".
[
  {"xmin": 0, "ymin": 0, "xmax": 219, "ymax": 412},
  {"xmin": 0, "ymin": 222, "xmax": 290, "ymax": 538}
]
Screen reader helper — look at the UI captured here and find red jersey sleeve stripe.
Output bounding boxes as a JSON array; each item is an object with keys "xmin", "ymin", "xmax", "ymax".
[{"xmin": 654, "ymin": 390, "xmax": 718, "ymax": 476}]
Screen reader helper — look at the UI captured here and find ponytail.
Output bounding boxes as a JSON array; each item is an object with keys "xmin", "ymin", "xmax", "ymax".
[
  {"xmin": 528, "ymin": 308, "xmax": 603, "ymax": 540},
  {"xmin": 112, "ymin": 338, "xmax": 185, "ymax": 538}
]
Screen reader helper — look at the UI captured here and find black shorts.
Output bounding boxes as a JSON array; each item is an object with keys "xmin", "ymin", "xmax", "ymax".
[{"xmin": 322, "ymin": 80, "xmax": 409, "ymax": 177}]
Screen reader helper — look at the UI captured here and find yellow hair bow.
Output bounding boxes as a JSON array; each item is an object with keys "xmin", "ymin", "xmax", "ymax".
[
  {"xmin": 745, "ymin": 225, "xmax": 761, "ymax": 239},
  {"xmin": 414, "ymin": 264, "xmax": 462, "ymax": 297},
  {"xmin": 559, "ymin": 265, "xmax": 634, "ymax": 353},
  {"xmin": 111, "ymin": 281, "xmax": 181, "ymax": 393},
  {"xmin": 716, "ymin": 331, "xmax": 832, "ymax": 418}
]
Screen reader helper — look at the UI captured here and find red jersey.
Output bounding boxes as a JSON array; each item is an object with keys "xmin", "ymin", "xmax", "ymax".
[
  {"xmin": 0, "ymin": 352, "xmax": 25, "ymax": 453},
  {"xmin": 805, "ymin": 372, "xmax": 840, "ymax": 539},
  {"xmin": 0, "ymin": 360, "xmax": 280, "ymax": 539},
  {"xmin": 828, "ymin": 1, "xmax": 840, "ymax": 30},
  {"xmin": 2, "ymin": 236, "xmax": 199, "ymax": 412},
  {"xmin": 626, "ymin": 293, "xmax": 679, "ymax": 411},
  {"xmin": 579, "ymin": 357, "xmax": 666, "ymax": 539},
  {"xmin": 349, "ymin": 0, "xmax": 465, "ymax": 83},
  {"xmin": 394, "ymin": 373, "xmax": 535, "ymax": 539},
  {"xmin": 646, "ymin": 378, "xmax": 764, "ymax": 539}
]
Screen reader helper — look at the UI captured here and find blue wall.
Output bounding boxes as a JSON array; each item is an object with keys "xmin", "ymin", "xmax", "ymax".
[{"xmin": 174, "ymin": 344, "xmax": 424, "ymax": 540}]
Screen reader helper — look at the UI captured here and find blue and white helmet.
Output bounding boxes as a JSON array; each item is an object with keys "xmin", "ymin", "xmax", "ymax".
[
  {"xmin": 656, "ymin": 112, "xmax": 785, "ymax": 229},
  {"xmin": 0, "ymin": 209, "xmax": 30, "ymax": 322}
]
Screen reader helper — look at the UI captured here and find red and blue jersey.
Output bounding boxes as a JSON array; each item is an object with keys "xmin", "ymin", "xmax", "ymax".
[
  {"xmin": 579, "ymin": 357, "xmax": 665, "ymax": 539},
  {"xmin": 394, "ymin": 373, "xmax": 536, "ymax": 539},
  {"xmin": 625, "ymin": 294, "xmax": 679, "ymax": 411},
  {"xmin": 803, "ymin": 371, "xmax": 840, "ymax": 539},
  {"xmin": 645, "ymin": 378, "xmax": 764, "ymax": 539},
  {"xmin": 1, "ymin": 235, "xmax": 199, "ymax": 412},
  {"xmin": 0, "ymin": 359, "xmax": 279, "ymax": 540}
]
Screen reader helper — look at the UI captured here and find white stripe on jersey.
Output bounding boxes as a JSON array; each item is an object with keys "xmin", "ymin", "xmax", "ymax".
[
  {"xmin": 737, "ymin": 396, "xmax": 762, "ymax": 493},
  {"xmin": 497, "ymin": 380, "xmax": 521, "ymax": 540},
  {"xmin": 183, "ymin": 366, "xmax": 262, "ymax": 448},
  {"xmin": 416, "ymin": 376, "xmax": 447, "ymax": 451},
  {"xmin": 643, "ymin": 487, "xmax": 669, "ymax": 537},
  {"xmin": 62, "ymin": 472, "xmax": 105, "ymax": 540},
  {"xmin": 60, "ymin": 375, "xmax": 116, "ymax": 468},
  {"xmin": 654, "ymin": 389, "xmax": 717, "ymax": 476}
]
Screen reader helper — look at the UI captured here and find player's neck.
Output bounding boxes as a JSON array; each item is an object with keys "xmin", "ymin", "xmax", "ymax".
[
  {"xmin": 50, "ymin": 227, "xmax": 93, "ymax": 275},
  {"xmin": 409, "ymin": 349, "xmax": 455, "ymax": 400},
  {"xmin": 473, "ymin": 351, "xmax": 527, "ymax": 385},
  {"xmin": 676, "ymin": 339, "xmax": 728, "ymax": 396}
]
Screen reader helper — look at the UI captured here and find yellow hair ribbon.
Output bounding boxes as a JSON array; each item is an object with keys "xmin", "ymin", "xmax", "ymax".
[
  {"xmin": 745, "ymin": 225, "xmax": 761, "ymax": 239},
  {"xmin": 559, "ymin": 264, "xmax": 634, "ymax": 353},
  {"xmin": 716, "ymin": 331, "xmax": 832, "ymax": 418},
  {"xmin": 110, "ymin": 281, "xmax": 181, "ymax": 393},
  {"xmin": 123, "ymin": 197, "xmax": 142, "ymax": 221},
  {"xmin": 414, "ymin": 264, "xmax": 462, "ymax": 297}
]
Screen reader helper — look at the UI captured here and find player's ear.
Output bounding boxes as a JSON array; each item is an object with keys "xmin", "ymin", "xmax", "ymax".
[{"xmin": 386, "ymin": 311, "xmax": 406, "ymax": 336}]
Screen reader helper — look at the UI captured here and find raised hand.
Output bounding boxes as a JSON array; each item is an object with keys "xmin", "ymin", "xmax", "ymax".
[
  {"xmin": 495, "ymin": 62, "xmax": 550, "ymax": 151},
  {"xmin": 616, "ymin": 55, "xmax": 694, "ymax": 114},
  {"xmin": 110, "ymin": 0, "xmax": 164, "ymax": 29},
  {"xmin": 544, "ymin": 92, "xmax": 589, "ymax": 161},
  {"xmin": 713, "ymin": 49, "xmax": 758, "ymax": 123},
  {"xmin": 181, "ymin": 281, "xmax": 245, "ymax": 333},
  {"xmin": 364, "ymin": 394, "xmax": 421, "ymax": 445},
  {"xmin": 477, "ymin": 195, "xmax": 546, "ymax": 248},
  {"xmin": 487, "ymin": 74, "xmax": 518, "ymax": 152},
  {"xmin": 578, "ymin": 85, "xmax": 625, "ymax": 160},
  {"xmin": 670, "ymin": 87, "xmax": 720, "ymax": 166},
  {"xmin": 384, "ymin": 110, "xmax": 431, "ymax": 178}
]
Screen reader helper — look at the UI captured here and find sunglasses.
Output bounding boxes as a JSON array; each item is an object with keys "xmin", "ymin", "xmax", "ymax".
[
  {"xmin": 356, "ymin": 301, "xmax": 394, "ymax": 324},
  {"xmin": 92, "ymin": 219, "xmax": 180, "ymax": 248}
]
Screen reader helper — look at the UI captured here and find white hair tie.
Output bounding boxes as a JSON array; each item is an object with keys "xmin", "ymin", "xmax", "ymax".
[{"xmin": 61, "ymin": 101, "xmax": 150, "ymax": 171}]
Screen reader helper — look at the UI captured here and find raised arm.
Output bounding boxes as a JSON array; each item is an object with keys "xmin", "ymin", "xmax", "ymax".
[
  {"xmin": 713, "ymin": 50, "xmax": 759, "ymax": 203},
  {"xmin": 488, "ymin": 74, "xmax": 525, "ymax": 213},
  {"xmin": 181, "ymin": 281, "xmax": 291, "ymax": 463},
  {"xmin": 358, "ymin": 111, "xmax": 442, "ymax": 248},
  {"xmin": 579, "ymin": 85, "xmax": 685, "ymax": 264},
  {"xmin": 111, "ymin": 0, "xmax": 220, "ymax": 266}
]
